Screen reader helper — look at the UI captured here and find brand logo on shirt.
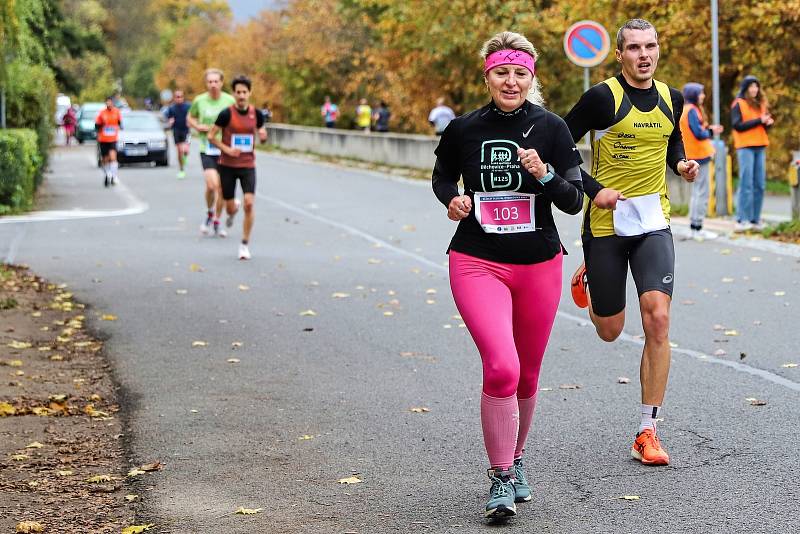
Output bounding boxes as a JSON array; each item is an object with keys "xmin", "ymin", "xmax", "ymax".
[
  {"xmin": 522, "ymin": 123, "xmax": 535, "ymax": 138},
  {"xmin": 480, "ymin": 140, "xmax": 522, "ymax": 191}
]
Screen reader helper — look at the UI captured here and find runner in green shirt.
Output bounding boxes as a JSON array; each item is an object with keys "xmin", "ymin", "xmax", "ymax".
[{"xmin": 187, "ymin": 68, "xmax": 236, "ymax": 237}]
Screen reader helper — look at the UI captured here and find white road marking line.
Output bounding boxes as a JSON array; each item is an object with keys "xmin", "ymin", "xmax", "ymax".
[{"xmin": 259, "ymin": 191, "xmax": 800, "ymax": 393}]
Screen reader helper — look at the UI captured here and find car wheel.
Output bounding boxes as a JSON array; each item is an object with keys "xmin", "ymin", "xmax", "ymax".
[
  {"xmin": 156, "ymin": 158, "xmax": 169, "ymax": 167},
  {"xmin": 77, "ymin": 138, "xmax": 84, "ymax": 144}
]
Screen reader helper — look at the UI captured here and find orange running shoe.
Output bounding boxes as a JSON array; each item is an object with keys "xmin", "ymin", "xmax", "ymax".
[
  {"xmin": 631, "ymin": 429, "xmax": 670, "ymax": 466},
  {"xmin": 570, "ymin": 263, "xmax": 588, "ymax": 309}
]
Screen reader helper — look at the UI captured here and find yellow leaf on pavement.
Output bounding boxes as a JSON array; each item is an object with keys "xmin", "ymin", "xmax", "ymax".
[
  {"xmin": 721, "ymin": 277, "xmax": 734, "ymax": 283},
  {"xmin": 122, "ymin": 525, "xmax": 155, "ymax": 534},
  {"xmin": 127, "ymin": 468, "xmax": 146, "ymax": 477},
  {"xmin": 125, "ymin": 494, "xmax": 138, "ymax": 502},
  {"xmin": 11, "ymin": 454, "xmax": 28, "ymax": 461},
  {"xmin": 774, "ymin": 291, "xmax": 786, "ymax": 296},
  {"xmin": 331, "ymin": 292, "xmax": 350, "ymax": 299},
  {"xmin": 619, "ymin": 495, "xmax": 640, "ymax": 501},
  {"xmin": 8, "ymin": 341, "xmax": 32, "ymax": 349},
  {"xmin": 192, "ymin": 341, "xmax": 208, "ymax": 347},
  {"xmin": 617, "ymin": 377, "xmax": 631, "ymax": 384},
  {"xmin": 781, "ymin": 363, "xmax": 798, "ymax": 368},
  {"xmin": 724, "ymin": 330, "xmax": 738, "ymax": 336},
  {"xmin": 747, "ymin": 398, "xmax": 767, "ymax": 406},
  {"xmin": 410, "ymin": 407, "xmax": 430, "ymax": 413},
  {"xmin": 87, "ymin": 474, "xmax": 115, "ymax": 483},
  {"xmin": 15, "ymin": 521, "xmax": 45, "ymax": 533},
  {"xmin": 231, "ymin": 341, "xmax": 243, "ymax": 348},
  {"xmin": 189, "ymin": 263, "xmax": 204, "ymax": 272},
  {"xmin": 299, "ymin": 309, "xmax": 317, "ymax": 316},
  {"xmin": 559, "ymin": 384, "xmax": 581, "ymax": 390},
  {"xmin": 25, "ymin": 442, "xmax": 44, "ymax": 449},
  {"xmin": 101, "ymin": 314, "xmax": 117, "ymax": 321},
  {"xmin": 31, "ymin": 311, "xmax": 42, "ymax": 317},
  {"xmin": 140, "ymin": 461, "xmax": 163, "ymax": 472},
  {"xmin": 383, "ymin": 311, "xmax": 394, "ymax": 316},
  {"xmin": 227, "ymin": 358, "xmax": 241, "ymax": 364},
  {"xmin": 367, "ymin": 258, "xmax": 382, "ymax": 264},
  {"xmin": 234, "ymin": 507, "xmax": 263, "ymax": 515},
  {"xmin": 426, "ymin": 289, "xmax": 437, "ymax": 295},
  {"xmin": 299, "ymin": 434, "xmax": 314, "ymax": 440},
  {"xmin": 57, "ymin": 470, "xmax": 73, "ymax": 477},
  {"xmin": 238, "ymin": 284, "xmax": 250, "ymax": 291},
  {"xmin": 8, "ymin": 360, "xmax": 23, "ymax": 367},
  {"xmin": 31, "ymin": 407, "xmax": 50, "ymax": 416},
  {"xmin": 176, "ymin": 289, "xmax": 188, "ymax": 295},
  {"xmin": 337, "ymin": 476, "xmax": 363, "ymax": 484}
]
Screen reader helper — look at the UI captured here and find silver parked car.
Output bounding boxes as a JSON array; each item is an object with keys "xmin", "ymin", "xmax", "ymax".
[{"xmin": 98, "ymin": 111, "xmax": 169, "ymax": 167}]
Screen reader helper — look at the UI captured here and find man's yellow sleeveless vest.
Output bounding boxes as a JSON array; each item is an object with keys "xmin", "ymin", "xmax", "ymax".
[{"xmin": 584, "ymin": 77, "xmax": 675, "ymax": 237}]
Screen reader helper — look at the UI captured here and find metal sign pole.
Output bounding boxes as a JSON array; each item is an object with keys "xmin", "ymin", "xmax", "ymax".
[
  {"xmin": 711, "ymin": 0, "xmax": 728, "ymax": 216},
  {"xmin": 583, "ymin": 67, "xmax": 590, "ymax": 146}
]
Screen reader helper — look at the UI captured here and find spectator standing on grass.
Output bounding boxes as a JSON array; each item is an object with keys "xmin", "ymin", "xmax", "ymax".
[
  {"xmin": 429, "ymin": 97, "xmax": 456, "ymax": 136},
  {"xmin": 731, "ymin": 75, "xmax": 773, "ymax": 232},
  {"xmin": 679, "ymin": 82, "xmax": 724, "ymax": 241},
  {"xmin": 321, "ymin": 96, "xmax": 339, "ymax": 128},
  {"xmin": 373, "ymin": 101, "xmax": 391, "ymax": 132}
]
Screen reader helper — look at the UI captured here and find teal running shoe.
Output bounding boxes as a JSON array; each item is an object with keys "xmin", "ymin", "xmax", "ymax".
[
  {"xmin": 512, "ymin": 458, "xmax": 532, "ymax": 503},
  {"xmin": 485, "ymin": 468, "xmax": 516, "ymax": 518}
]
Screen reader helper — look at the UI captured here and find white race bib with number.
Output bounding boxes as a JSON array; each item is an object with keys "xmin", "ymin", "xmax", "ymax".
[
  {"xmin": 102, "ymin": 126, "xmax": 117, "ymax": 136},
  {"xmin": 204, "ymin": 144, "xmax": 221, "ymax": 156},
  {"xmin": 612, "ymin": 193, "xmax": 668, "ymax": 236},
  {"xmin": 231, "ymin": 134, "xmax": 254, "ymax": 153},
  {"xmin": 474, "ymin": 191, "xmax": 536, "ymax": 234}
]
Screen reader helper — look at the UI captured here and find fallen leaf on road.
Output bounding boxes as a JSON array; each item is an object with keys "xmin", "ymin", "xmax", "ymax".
[
  {"xmin": 298, "ymin": 435, "xmax": 314, "ymax": 440},
  {"xmin": 25, "ymin": 442, "xmax": 43, "ymax": 449},
  {"xmin": 8, "ymin": 360, "xmax": 23, "ymax": 367},
  {"xmin": 617, "ymin": 377, "xmax": 631, "ymax": 384},
  {"xmin": 680, "ymin": 300, "xmax": 695, "ymax": 305},
  {"xmin": 162, "ymin": 277, "xmax": 173, "ymax": 282},
  {"xmin": 724, "ymin": 330, "xmax": 738, "ymax": 336},
  {"xmin": 125, "ymin": 494, "xmax": 138, "ymax": 502},
  {"xmin": 338, "ymin": 476, "xmax": 363, "ymax": 484},
  {"xmin": 87, "ymin": 474, "xmax": 115, "ymax": 483},
  {"xmin": 402, "ymin": 224, "xmax": 416, "ymax": 232},
  {"xmin": 234, "ymin": 507, "xmax": 263, "ymax": 515},
  {"xmin": 8, "ymin": 340, "xmax": 32, "ymax": 349},
  {"xmin": 331, "ymin": 292, "xmax": 350, "ymax": 299},
  {"xmin": 426, "ymin": 289, "xmax": 437, "ymax": 295},
  {"xmin": 721, "ymin": 277, "xmax": 734, "ymax": 283},
  {"xmin": 720, "ymin": 249, "xmax": 731, "ymax": 255},
  {"xmin": 740, "ymin": 352, "xmax": 747, "ymax": 360},
  {"xmin": 122, "ymin": 525, "xmax": 154, "ymax": 534},
  {"xmin": 227, "ymin": 358, "xmax": 241, "ymax": 364},
  {"xmin": 781, "ymin": 363, "xmax": 798, "ymax": 368},
  {"xmin": 238, "ymin": 284, "xmax": 250, "ymax": 291},
  {"xmin": 367, "ymin": 258, "xmax": 382, "ymax": 264},
  {"xmin": 383, "ymin": 311, "xmax": 394, "ymax": 316},
  {"xmin": 619, "ymin": 495, "xmax": 640, "ymax": 501},
  {"xmin": 442, "ymin": 324, "xmax": 452, "ymax": 329},
  {"xmin": 540, "ymin": 387, "xmax": 553, "ymax": 391},
  {"xmin": 31, "ymin": 407, "xmax": 50, "ymax": 416},
  {"xmin": 192, "ymin": 341, "xmax": 208, "ymax": 347},
  {"xmin": 426, "ymin": 299, "xmax": 436, "ymax": 304},
  {"xmin": 559, "ymin": 384, "xmax": 581, "ymax": 390},
  {"xmin": 713, "ymin": 324, "xmax": 725, "ymax": 331},
  {"xmin": 15, "ymin": 522, "xmax": 45, "ymax": 533},
  {"xmin": 746, "ymin": 398, "xmax": 767, "ymax": 406},
  {"xmin": 299, "ymin": 309, "xmax": 317, "ymax": 316},
  {"xmin": 231, "ymin": 341, "xmax": 243, "ymax": 348},
  {"xmin": 140, "ymin": 461, "xmax": 163, "ymax": 472},
  {"xmin": 774, "ymin": 291, "xmax": 786, "ymax": 296},
  {"xmin": 669, "ymin": 342, "xmax": 678, "ymax": 348},
  {"xmin": 127, "ymin": 468, "xmax": 146, "ymax": 477},
  {"xmin": 175, "ymin": 289, "xmax": 188, "ymax": 295},
  {"xmin": 31, "ymin": 311, "xmax": 42, "ymax": 317},
  {"xmin": 11, "ymin": 454, "xmax": 28, "ymax": 461},
  {"xmin": 57, "ymin": 470, "xmax": 73, "ymax": 477},
  {"xmin": 84, "ymin": 404, "xmax": 110, "ymax": 418},
  {"xmin": 190, "ymin": 409, "xmax": 198, "ymax": 413},
  {"xmin": 713, "ymin": 349, "xmax": 727, "ymax": 356},
  {"xmin": 101, "ymin": 314, "xmax": 117, "ymax": 321},
  {"xmin": 189, "ymin": 263, "xmax": 204, "ymax": 272},
  {"xmin": 410, "ymin": 407, "xmax": 430, "ymax": 413},
  {"xmin": 753, "ymin": 320, "xmax": 762, "ymax": 326},
  {"xmin": 750, "ymin": 256, "xmax": 762, "ymax": 262}
]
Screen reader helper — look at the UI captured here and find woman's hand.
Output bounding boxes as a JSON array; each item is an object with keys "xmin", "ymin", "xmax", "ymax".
[
  {"xmin": 447, "ymin": 195, "xmax": 472, "ymax": 221},
  {"xmin": 517, "ymin": 147, "xmax": 546, "ymax": 179}
]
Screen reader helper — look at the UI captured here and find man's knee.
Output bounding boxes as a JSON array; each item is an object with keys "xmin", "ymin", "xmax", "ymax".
[{"xmin": 243, "ymin": 196, "xmax": 254, "ymax": 213}]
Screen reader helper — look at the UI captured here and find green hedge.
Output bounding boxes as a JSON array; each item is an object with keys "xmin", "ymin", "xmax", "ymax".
[{"xmin": 0, "ymin": 129, "xmax": 42, "ymax": 214}]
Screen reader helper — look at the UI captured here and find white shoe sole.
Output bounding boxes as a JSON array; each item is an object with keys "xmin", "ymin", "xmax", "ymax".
[{"xmin": 485, "ymin": 503, "xmax": 516, "ymax": 518}]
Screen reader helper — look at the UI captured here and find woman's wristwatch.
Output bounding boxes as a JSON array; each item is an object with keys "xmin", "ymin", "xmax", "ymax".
[{"xmin": 538, "ymin": 163, "xmax": 555, "ymax": 184}]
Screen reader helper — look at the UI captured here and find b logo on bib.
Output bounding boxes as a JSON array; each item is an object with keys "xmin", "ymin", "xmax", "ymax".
[{"xmin": 480, "ymin": 140, "xmax": 522, "ymax": 191}]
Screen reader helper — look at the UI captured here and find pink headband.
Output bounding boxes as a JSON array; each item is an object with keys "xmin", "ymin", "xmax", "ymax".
[{"xmin": 484, "ymin": 49, "xmax": 535, "ymax": 75}]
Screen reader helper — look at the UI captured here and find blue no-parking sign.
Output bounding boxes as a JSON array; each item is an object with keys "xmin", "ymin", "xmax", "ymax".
[{"xmin": 564, "ymin": 20, "xmax": 611, "ymax": 68}]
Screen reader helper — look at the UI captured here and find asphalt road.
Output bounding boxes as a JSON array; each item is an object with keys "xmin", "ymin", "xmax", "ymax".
[{"xmin": 1, "ymin": 144, "xmax": 798, "ymax": 533}]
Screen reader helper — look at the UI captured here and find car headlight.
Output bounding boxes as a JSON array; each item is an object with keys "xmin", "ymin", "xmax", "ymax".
[{"xmin": 149, "ymin": 140, "xmax": 166, "ymax": 149}]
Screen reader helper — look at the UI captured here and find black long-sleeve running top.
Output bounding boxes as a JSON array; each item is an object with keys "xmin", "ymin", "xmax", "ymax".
[
  {"xmin": 563, "ymin": 73, "xmax": 686, "ymax": 199},
  {"xmin": 432, "ymin": 100, "xmax": 584, "ymax": 264}
]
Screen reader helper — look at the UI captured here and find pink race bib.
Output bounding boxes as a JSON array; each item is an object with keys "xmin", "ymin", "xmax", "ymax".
[{"xmin": 474, "ymin": 192, "xmax": 536, "ymax": 234}]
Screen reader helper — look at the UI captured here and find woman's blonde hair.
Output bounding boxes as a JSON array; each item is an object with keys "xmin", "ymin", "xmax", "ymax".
[{"xmin": 480, "ymin": 31, "xmax": 543, "ymax": 106}]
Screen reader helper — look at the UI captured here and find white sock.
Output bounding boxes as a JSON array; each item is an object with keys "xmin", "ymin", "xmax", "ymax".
[
  {"xmin": 639, "ymin": 404, "xmax": 660, "ymax": 433},
  {"xmin": 103, "ymin": 163, "xmax": 110, "ymax": 177},
  {"xmin": 110, "ymin": 161, "xmax": 119, "ymax": 179}
]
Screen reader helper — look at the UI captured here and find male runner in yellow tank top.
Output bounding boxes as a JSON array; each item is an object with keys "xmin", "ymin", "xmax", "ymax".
[{"xmin": 564, "ymin": 19, "xmax": 699, "ymax": 466}]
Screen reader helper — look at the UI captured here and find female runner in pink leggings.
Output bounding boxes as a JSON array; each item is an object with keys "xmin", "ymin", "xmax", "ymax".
[{"xmin": 432, "ymin": 31, "xmax": 585, "ymax": 519}]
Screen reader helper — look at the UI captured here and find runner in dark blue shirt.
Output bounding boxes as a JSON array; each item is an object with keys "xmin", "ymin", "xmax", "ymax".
[{"xmin": 166, "ymin": 90, "xmax": 192, "ymax": 179}]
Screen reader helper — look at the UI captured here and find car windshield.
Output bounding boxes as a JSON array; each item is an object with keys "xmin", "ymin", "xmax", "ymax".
[
  {"xmin": 80, "ymin": 106, "xmax": 103, "ymax": 121},
  {"xmin": 123, "ymin": 114, "xmax": 161, "ymax": 131}
]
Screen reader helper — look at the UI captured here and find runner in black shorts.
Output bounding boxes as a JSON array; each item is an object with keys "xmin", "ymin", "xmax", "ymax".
[
  {"xmin": 563, "ymin": 19, "xmax": 699, "ymax": 467},
  {"xmin": 166, "ymin": 90, "xmax": 192, "ymax": 179},
  {"xmin": 207, "ymin": 75, "xmax": 267, "ymax": 260}
]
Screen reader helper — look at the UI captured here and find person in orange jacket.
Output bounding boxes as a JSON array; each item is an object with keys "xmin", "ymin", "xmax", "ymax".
[
  {"xmin": 731, "ymin": 75, "xmax": 773, "ymax": 232},
  {"xmin": 679, "ymin": 83, "xmax": 723, "ymax": 240},
  {"xmin": 95, "ymin": 96, "xmax": 122, "ymax": 187}
]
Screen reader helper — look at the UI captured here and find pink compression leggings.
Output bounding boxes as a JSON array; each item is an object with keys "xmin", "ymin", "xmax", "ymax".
[{"xmin": 449, "ymin": 250, "xmax": 562, "ymax": 469}]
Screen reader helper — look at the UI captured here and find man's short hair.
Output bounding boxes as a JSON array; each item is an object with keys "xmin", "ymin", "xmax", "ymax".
[
  {"xmin": 616, "ymin": 19, "xmax": 657, "ymax": 51},
  {"xmin": 204, "ymin": 68, "xmax": 224, "ymax": 82},
  {"xmin": 231, "ymin": 75, "xmax": 252, "ymax": 92}
]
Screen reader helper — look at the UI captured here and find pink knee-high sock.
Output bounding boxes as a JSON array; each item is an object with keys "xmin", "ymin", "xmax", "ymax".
[
  {"xmin": 481, "ymin": 392, "xmax": 519, "ymax": 469},
  {"xmin": 514, "ymin": 393, "xmax": 538, "ymax": 459}
]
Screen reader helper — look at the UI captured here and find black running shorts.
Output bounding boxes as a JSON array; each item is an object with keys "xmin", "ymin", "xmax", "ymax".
[
  {"xmin": 200, "ymin": 153, "xmax": 219, "ymax": 170},
  {"xmin": 582, "ymin": 228, "xmax": 675, "ymax": 317},
  {"xmin": 173, "ymin": 129, "xmax": 189, "ymax": 144},
  {"xmin": 99, "ymin": 142, "xmax": 116, "ymax": 157},
  {"xmin": 219, "ymin": 165, "xmax": 256, "ymax": 200}
]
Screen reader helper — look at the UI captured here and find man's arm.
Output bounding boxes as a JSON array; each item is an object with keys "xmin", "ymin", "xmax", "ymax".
[
  {"xmin": 666, "ymin": 89, "xmax": 687, "ymax": 175},
  {"xmin": 255, "ymin": 109, "xmax": 267, "ymax": 143},
  {"xmin": 187, "ymin": 101, "xmax": 206, "ymax": 132},
  {"xmin": 687, "ymin": 108, "xmax": 711, "ymax": 140}
]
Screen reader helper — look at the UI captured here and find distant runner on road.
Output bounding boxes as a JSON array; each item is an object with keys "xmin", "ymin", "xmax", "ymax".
[
  {"xmin": 207, "ymin": 75, "xmax": 267, "ymax": 260},
  {"xmin": 563, "ymin": 18, "xmax": 699, "ymax": 467},
  {"xmin": 95, "ymin": 96, "xmax": 122, "ymax": 188},
  {"xmin": 166, "ymin": 90, "xmax": 192, "ymax": 180},
  {"xmin": 187, "ymin": 68, "xmax": 236, "ymax": 237}
]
